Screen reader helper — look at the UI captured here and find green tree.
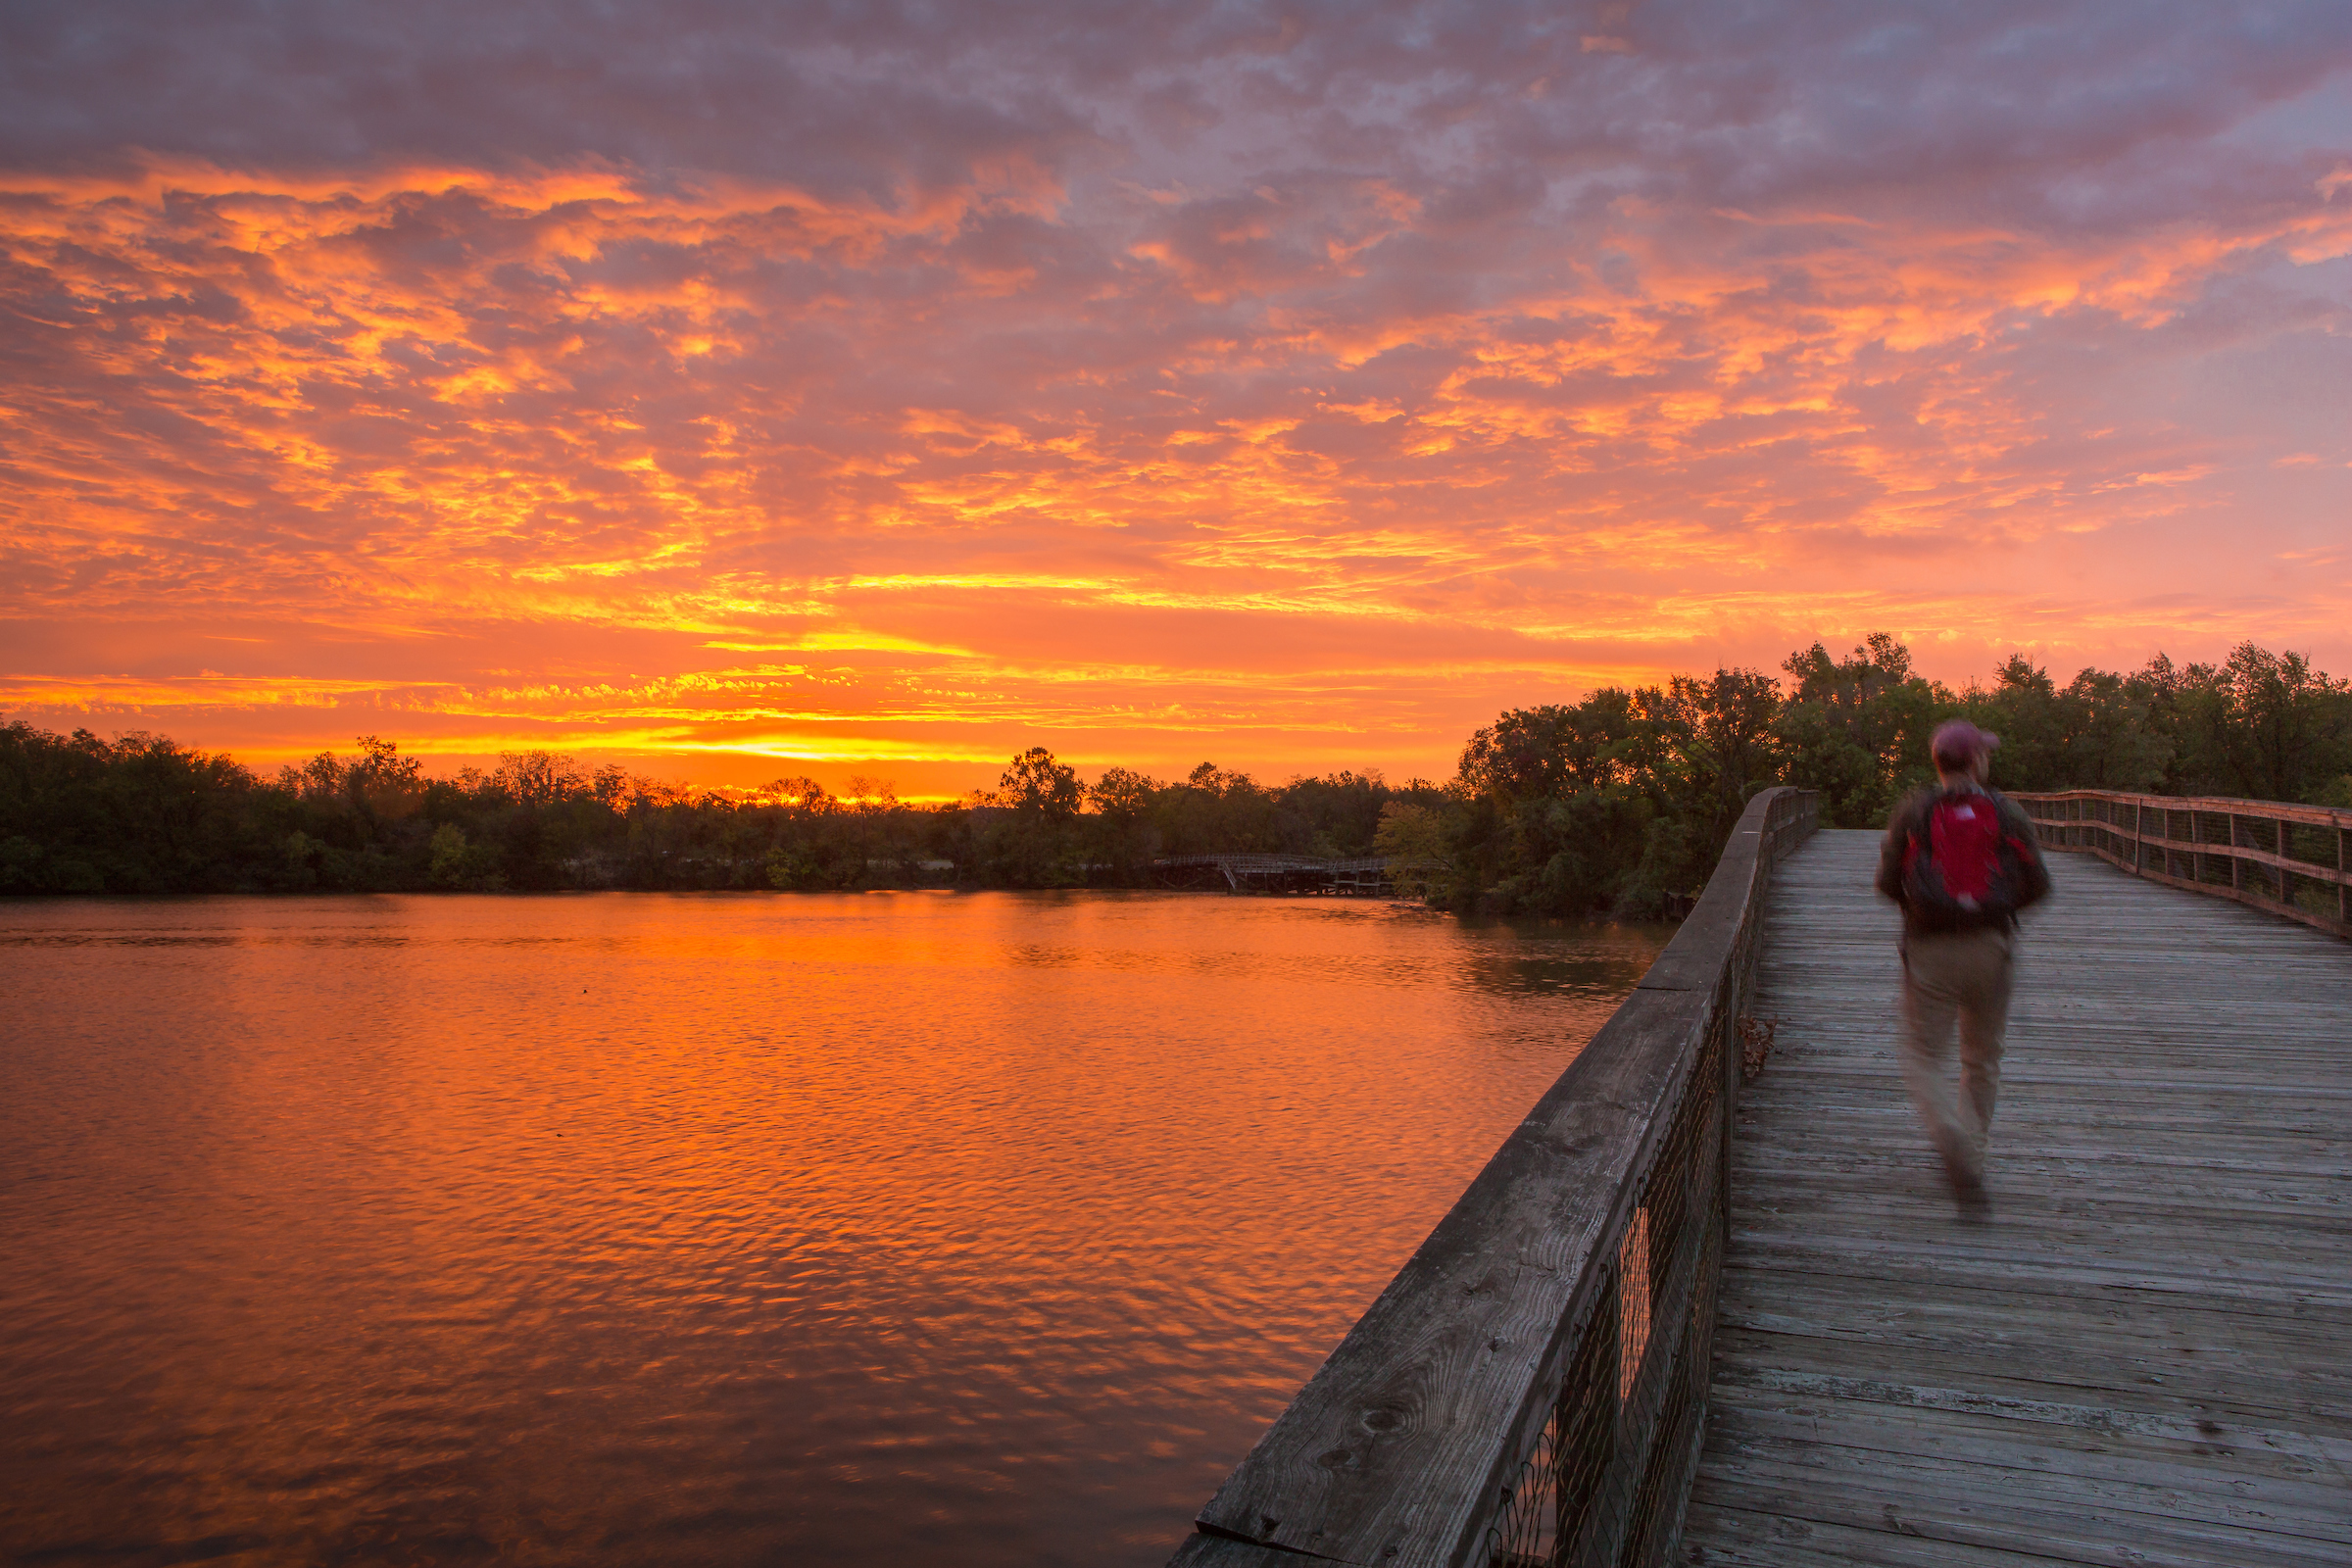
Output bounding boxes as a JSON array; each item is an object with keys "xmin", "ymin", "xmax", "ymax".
[
  {"xmin": 1659, "ymin": 668, "xmax": 1785, "ymax": 833},
  {"xmin": 428, "ymin": 822, "xmax": 504, "ymax": 890},
  {"xmin": 1449, "ymin": 689, "xmax": 1666, "ymax": 914},
  {"xmin": 980, "ymin": 748, "xmax": 1086, "ymax": 886},
  {"xmin": 1087, "ymin": 765, "xmax": 1161, "ymax": 881},
  {"xmin": 2202, "ymin": 644, "xmax": 2352, "ymax": 802},
  {"xmin": 2054, "ymin": 667, "xmax": 2171, "ymax": 791},
  {"xmin": 1374, "ymin": 801, "xmax": 1447, "ymax": 899},
  {"xmin": 1270, "ymin": 770, "xmax": 1391, "ymax": 857},
  {"xmin": 1776, "ymin": 634, "xmax": 1944, "ymax": 827},
  {"xmin": 760, "ymin": 776, "xmax": 860, "ymax": 890},
  {"xmin": 1153, "ymin": 761, "xmax": 1281, "ymax": 855},
  {"xmin": 996, "ymin": 748, "xmax": 1083, "ymax": 820},
  {"xmin": 1968, "ymin": 657, "xmax": 2068, "ymax": 791}
]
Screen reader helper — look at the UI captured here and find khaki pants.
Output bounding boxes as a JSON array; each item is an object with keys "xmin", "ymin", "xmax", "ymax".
[{"xmin": 1899, "ymin": 926, "xmax": 2015, "ymax": 1185}]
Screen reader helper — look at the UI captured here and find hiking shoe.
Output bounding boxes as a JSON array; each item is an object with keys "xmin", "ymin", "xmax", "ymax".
[
  {"xmin": 1940, "ymin": 1152, "xmax": 1991, "ymax": 1221},
  {"xmin": 1953, "ymin": 1181, "xmax": 1992, "ymax": 1223}
]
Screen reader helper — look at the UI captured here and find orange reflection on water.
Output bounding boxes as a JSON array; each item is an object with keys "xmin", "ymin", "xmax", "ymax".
[{"xmin": 0, "ymin": 892, "xmax": 1665, "ymax": 1566}]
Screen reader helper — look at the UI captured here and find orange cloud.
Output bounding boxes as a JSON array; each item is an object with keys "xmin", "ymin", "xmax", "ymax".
[{"xmin": 5, "ymin": 13, "xmax": 2350, "ymax": 796}]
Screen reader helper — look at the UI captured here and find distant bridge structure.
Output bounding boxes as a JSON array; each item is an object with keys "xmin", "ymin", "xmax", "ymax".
[{"xmin": 1152, "ymin": 853, "xmax": 1403, "ymax": 896}]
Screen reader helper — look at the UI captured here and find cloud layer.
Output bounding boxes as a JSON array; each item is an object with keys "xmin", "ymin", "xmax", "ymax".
[{"xmin": 4, "ymin": 1, "xmax": 2349, "ymax": 791}]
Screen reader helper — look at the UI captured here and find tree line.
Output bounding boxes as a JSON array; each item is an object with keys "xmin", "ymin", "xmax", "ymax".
[
  {"xmin": 4, "ymin": 636, "xmax": 2345, "ymax": 907},
  {"xmin": 1401, "ymin": 636, "xmax": 2351, "ymax": 917},
  {"xmin": 0, "ymin": 726, "xmax": 1441, "ymax": 896}
]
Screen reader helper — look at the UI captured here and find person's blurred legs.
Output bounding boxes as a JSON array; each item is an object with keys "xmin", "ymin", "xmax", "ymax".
[
  {"xmin": 1954, "ymin": 935, "xmax": 2013, "ymax": 1169},
  {"xmin": 1900, "ymin": 929, "xmax": 2013, "ymax": 1205},
  {"xmin": 1899, "ymin": 953, "xmax": 1965, "ymax": 1172}
]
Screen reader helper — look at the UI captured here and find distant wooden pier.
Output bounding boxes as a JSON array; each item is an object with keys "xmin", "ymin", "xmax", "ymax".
[
  {"xmin": 1153, "ymin": 853, "xmax": 1397, "ymax": 896},
  {"xmin": 1167, "ymin": 789, "xmax": 2350, "ymax": 1567}
]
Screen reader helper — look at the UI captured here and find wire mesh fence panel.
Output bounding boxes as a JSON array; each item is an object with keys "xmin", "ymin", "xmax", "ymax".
[
  {"xmin": 1618, "ymin": 1211, "xmax": 1649, "ymax": 1406},
  {"xmin": 1616, "ymin": 1220, "xmax": 1722, "ymax": 1568},
  {"xmin": 1550, "ymin": 1273, "xmax": 1621, "ymax": 1568},
  {"xmin": 2284, "ymin": 821, "xmax": 2338, "ymax": 867},
  {"xmin": 1480, "ymin": 1388, "xmax": 1564, "ymax": 1568}
]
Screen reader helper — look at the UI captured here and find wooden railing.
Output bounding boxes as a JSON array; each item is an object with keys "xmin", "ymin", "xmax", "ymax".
[
  {"xmin": 1170, "ymin": 788, "xmax": 1820, "ymax": 1568},
  {"xmin": 2011, "ymin": 790, "xmax": 2351, "ymax": 941}
]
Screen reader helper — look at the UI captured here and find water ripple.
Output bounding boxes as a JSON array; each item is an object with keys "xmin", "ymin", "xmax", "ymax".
[{"xmin": 0, "ymin": 891, "xmax": 1663, "ymax": 1567}]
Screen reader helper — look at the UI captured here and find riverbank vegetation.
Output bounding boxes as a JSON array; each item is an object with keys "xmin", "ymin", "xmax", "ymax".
[
  {"xmin": 0, "ymin": 726, "xmax": 1444, "ymax": 897},
  {"xmin": 5, "ymin": 637, "xmax": 2346, "ymax": 908},
  {"xmin": 1423, "ymin": 637, "xmax": 2351, "ymax": 918}
]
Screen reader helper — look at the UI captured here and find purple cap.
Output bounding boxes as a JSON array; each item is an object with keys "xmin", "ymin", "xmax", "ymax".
[{"xmin": 1931, "ymin": 720, "xmax": 2000, "ymax": 769}]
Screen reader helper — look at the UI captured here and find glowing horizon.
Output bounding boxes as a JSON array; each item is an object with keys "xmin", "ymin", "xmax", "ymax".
[{"xmin": 5, "ymin": 5, "xmax": 2349, "ymax": 798}]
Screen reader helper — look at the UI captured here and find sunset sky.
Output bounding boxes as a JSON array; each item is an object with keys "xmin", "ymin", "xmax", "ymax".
[{"xmin": 4, "ymin": 2, "xmax": 2348, "ymax": 797}]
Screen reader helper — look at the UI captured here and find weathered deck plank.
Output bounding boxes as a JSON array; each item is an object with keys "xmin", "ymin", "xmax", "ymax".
[{"xmin": 1682, "ymin": 829, "xmax": 2352, "ymax": 1565}]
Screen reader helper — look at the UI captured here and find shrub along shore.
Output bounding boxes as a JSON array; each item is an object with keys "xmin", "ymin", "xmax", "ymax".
[{"xmin": 5, "ymin": 637, "xmax": 2346, "ymax": 914}]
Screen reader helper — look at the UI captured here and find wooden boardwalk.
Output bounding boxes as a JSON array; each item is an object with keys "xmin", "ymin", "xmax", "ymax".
[{"xmin": 1683, "ymin": 828, "xmax": 2352, "ymax": 1567}]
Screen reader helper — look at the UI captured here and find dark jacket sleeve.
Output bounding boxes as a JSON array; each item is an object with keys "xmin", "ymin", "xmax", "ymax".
[
  {"xmin": 1876, "ymin": 794, "xmax": 1924, "ymax": 906},
  {"xmin": 1996, "ymin": 794, "xmax": 2053, "ymax": 911}
]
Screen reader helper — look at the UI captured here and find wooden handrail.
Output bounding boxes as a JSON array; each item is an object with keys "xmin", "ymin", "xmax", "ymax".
[
  {"xmin": 2012, "ymin": 788, "xmax": 2351, "ymax": 830},
  {"xmin": 2010, "ymin": 789, "xmax": 2350, "ymax": 940},
  {"xmin": 1170, "ymin": 788, "xmax": 1820, "ymax": 1568}
]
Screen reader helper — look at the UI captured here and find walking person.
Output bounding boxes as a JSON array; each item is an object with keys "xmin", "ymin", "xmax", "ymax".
[{"xmin": 1875, "ymin": 721, "xmax": 2051, "ymax": 1216}]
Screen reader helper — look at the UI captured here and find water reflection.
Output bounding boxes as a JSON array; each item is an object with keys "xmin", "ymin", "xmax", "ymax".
[{"xmin": 0, "ymin": 892, "xmax": 1664, "ymax": 1567}]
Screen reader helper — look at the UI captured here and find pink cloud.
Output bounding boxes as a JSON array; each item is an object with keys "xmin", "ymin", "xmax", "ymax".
[{"xmin": 2, "ymin": 3, "xmax": 2349, "ymax": 792}]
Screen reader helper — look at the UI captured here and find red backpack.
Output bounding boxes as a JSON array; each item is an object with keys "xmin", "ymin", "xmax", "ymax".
[{"xmin": 1901, "ymin": 789, "xmax": 2031, "ymax": 931}]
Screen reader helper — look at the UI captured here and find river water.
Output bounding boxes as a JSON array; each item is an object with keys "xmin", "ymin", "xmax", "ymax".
[{"xmin": 0, "ymin": 892, "xmax": 1666, "ymax": 1567}]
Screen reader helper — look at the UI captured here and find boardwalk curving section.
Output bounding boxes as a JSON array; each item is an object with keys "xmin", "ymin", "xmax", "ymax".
[{"xmin": 1682, "ymin": 829, "xmax": 2352, "ymax": 1565}]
